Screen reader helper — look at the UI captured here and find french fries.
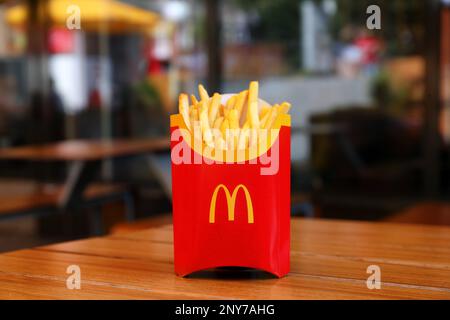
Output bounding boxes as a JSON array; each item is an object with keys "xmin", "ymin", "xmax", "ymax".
[
  {"xmin": 178, "ymin": 94, "xmax": 191, "ymax": 131},
  {"xmin": 208, "ymin": 93, "xmax": 221, "ymax": 126},
  {"xmin": 198, "ymin": 84, "xmax": 209, "ymax": 102},
  {"xmin": 190, "ymin": 94, "xmax": 199, "ymax": 106},
  {"xmin": 177, "ymin": 81, "xmax": 291, "ymax": 154},
  {"xmin": 247, "ymin": 81, "xmax": 260, "ymax": 129},
  {"xmin": 234, "ymin": 90, "xmax": 248, "ymax": 125}
]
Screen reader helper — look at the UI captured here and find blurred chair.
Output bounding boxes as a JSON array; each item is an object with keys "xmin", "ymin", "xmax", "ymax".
[
  {"xmin": 310, "ymin": 108, "xmax": 424, "ymax": 219},
  {"xmin": 106, "ymin": 153, "xmax": 172, "ymax": 235},
  {"xmin": 147, "ymin": 154, "xmax": 172, "ymax": 200}
]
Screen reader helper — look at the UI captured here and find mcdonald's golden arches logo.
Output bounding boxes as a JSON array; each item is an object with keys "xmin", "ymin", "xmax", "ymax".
[{"xmin": 209, "ymin": 184, "xmax": 254, "ymax": 224}]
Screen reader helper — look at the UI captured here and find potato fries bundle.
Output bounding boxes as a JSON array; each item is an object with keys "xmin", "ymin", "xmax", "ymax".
[{"xmin": 177, "ymin": 81, "xmax": 291, "ymax": 157}]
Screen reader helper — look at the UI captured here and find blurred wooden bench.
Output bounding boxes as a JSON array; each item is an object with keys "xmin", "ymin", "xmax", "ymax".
[{"xmin": 0, "ymin": 180, "xmax": 135, "ymax": 234}]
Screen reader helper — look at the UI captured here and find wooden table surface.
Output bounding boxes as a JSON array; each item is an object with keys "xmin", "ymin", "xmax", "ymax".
[
  {"xmin": 0, "ymin": 218, "xmax": 449, "ymax": 299},
  {"xmin": 0, "ymin": 138, "xmax": 169, "ymax": 161}
]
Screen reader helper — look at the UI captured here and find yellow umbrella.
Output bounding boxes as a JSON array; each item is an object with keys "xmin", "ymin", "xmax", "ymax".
[{"xmin": 6, "ymin": 0, "xmax": 159, "ymax": 33}]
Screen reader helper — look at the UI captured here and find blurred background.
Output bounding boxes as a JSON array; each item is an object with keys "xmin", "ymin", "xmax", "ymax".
[{"xmin": 0, "ymin": 0, "xmax": 449, "ymax": 252}]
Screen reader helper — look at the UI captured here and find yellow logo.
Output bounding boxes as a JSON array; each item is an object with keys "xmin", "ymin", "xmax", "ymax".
[{"xmin": 209, "ymin": 184, "xmax": 254, "ymax": 224}]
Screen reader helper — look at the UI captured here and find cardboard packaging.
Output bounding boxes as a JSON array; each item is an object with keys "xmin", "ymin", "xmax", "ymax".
[{"xmin": 170, "ymin": 102, "xmax": 290, "ymax": 277}]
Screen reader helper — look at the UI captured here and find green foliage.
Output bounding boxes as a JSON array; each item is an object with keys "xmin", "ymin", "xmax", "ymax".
[
  {"xmin": 133, "ymin": 80, "xmax": 162, "ymax": 112},
  {"xmin": 370, "ymin": 71, "xmax": 409, "ymax": 113}
]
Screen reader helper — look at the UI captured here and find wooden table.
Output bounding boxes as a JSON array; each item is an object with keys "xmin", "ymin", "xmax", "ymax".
[
  {"xmin": 0, "ymin": 218, "xmax": 449, "ymax": 299},
  {"xmin": 0, "ymin": 139, "xmax": 169, "ymax": 209}
]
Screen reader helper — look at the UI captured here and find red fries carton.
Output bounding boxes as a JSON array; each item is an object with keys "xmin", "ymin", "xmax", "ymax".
[{"xmin": 170, "ymin": 97, "xmax": 290, "ymax": 277}]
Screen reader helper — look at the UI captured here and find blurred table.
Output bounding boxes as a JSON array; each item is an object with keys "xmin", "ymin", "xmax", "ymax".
[
  {"xmin": 0, "ymin": 218, "xmax": 449, "ymax": 299},
  {"xmin": 0, "ymin": 139, "xmax": 169, "ymax": 161},
  {"xmin": 0, "ymin": 139, "xmax": 169, "ymax": 209}
]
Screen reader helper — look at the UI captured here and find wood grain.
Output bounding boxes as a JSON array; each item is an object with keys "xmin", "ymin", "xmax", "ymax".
[
  {"xmin": 0, "ymin": 139, "xmax": 169, "ymax": 161},
  {"xmin": 0, "ymin": 218, "xmax": 449, "ymax": 299}
]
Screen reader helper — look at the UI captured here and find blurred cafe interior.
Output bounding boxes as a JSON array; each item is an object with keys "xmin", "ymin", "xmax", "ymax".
[{"xmin": 0, "ymin": 0, "xmax": 449, "ymax": 252}]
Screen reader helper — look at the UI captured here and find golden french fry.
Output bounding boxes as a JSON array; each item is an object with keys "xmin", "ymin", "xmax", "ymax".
[
  {"xmin": 248, "ymin": 102, "xmax": 260, "ymax": 128},
  {"xmin": 226, "ymin": 95, "xmax": 237, "ymax": 110},
  {"xmin": 220, "ymin": 118, "xmax": 230, "ymax": 139},
  {"xmin": 260, "ymin": 109, "xmax": 271, "ymax": 128},
  {"xmin": 258, "ymin": 127, "xmax": 269, "ymax": 154},
  {"xmin": 199, "ymin": 101, "xmax": 213, "ymax": 146},
  {"xmin": 199, "ymin": 100, "xmax": 208, "ymax": 117},
  {"xmin": 213, "ymin": 119, "xmax": 227, "ymax": 152},
  {"xmin": 238, "ymin": 121, "xmax": 250, "ymax": 150},
  {"xmin": 264, "ymin": 105, "xmax": 279, "ymax": 130},
  {"xmin": 198, "ymin": 84, "xmax": 209, "ymax": 102},
  {"xmin": 249, "ymin": 128, "xmax": 259, "ymax": 148},
  {"xmin": 223, "ymin": 107, "xmax": 230, "ymax": 119},
  {"xmin": 190, "ymin": 94, "xmax": 199, "ymax": 106},
  {"xmin": 248, "ymin": 81, "xmax": 258, "ymax": 103},
  {"xmin": 278, "ymin": 102, "xmax": 291, "ymax": 114},
  {"xmin": 234, "ymin": 90, "xmax": 248, "ymax": 123},
  {"xmin": 269, "ymin": 113, "xmax": 284, "ymax": 131},
  {"xmin": 208, "ymin": 93, "xmax": 221, "ymax": 126},
  {"xmin": 228, "ymin": 109, "xmax": 240, "ymax": 149},
  {"xmin": 178, "ymin": 94, "xmax": 190, "ymax": 130},
  {"xmin": 259, "ymin": 105, "xmax": 271, "ymax": 119},
  {"xmin": 190, "ymin": 108, "xmax": 198, "ymax": 128},
  {"xmin": 228, "ymin": 109, "xmax": 239, "ymax": 129},
  {"xmin": 190, "ymin": 103, "xmax": 199, "ymax": 117},
  {"xmin": 237, "ymin": 129, "xmax": 249, "ymax": 150},
  {"xmin": 213, "ymin": 116, "xmax": 224, "ymax": 130},
  {"xmin": 247, "ymin": 81, "xmax": 260, "ymax": 128}
]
